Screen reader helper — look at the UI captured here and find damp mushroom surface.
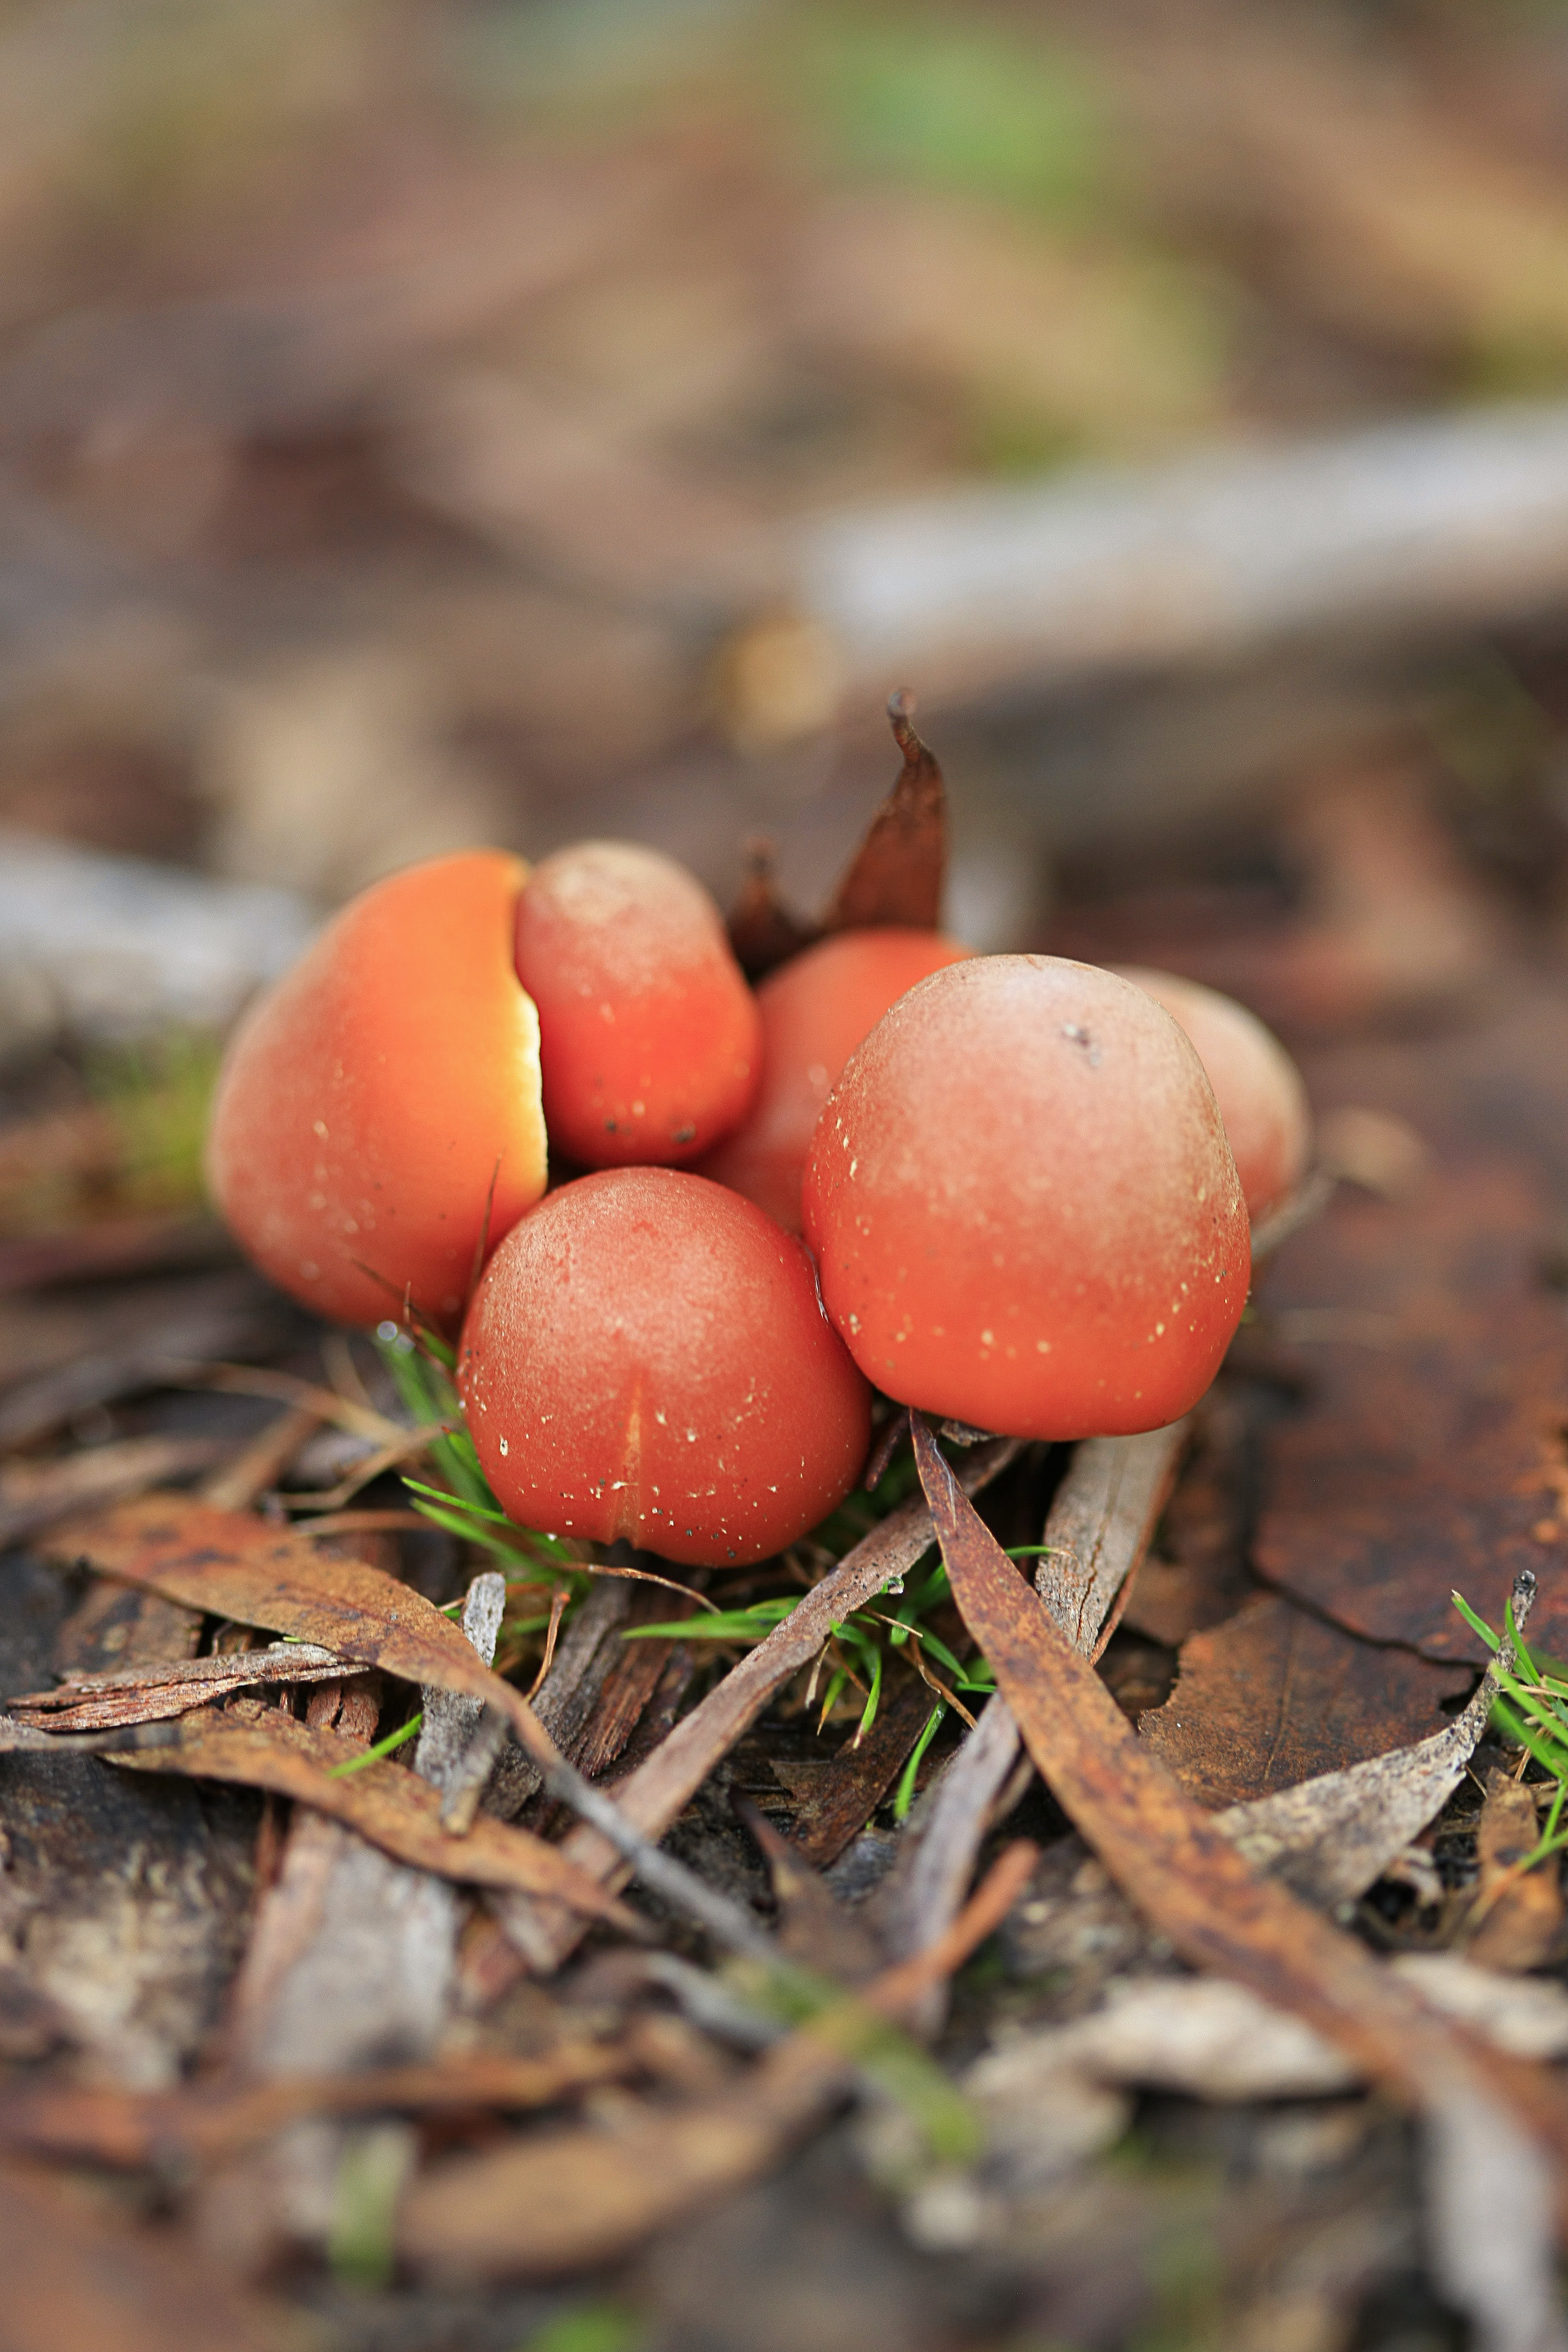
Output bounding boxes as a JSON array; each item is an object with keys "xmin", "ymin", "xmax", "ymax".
[
  {"xmin": 514, "ymin": 839, "xmax": 761, "ymax": 1170},
  {"xmin": 459, "ymin": 1166, "xmax": 873, "ymax": 1565},
  {"xmin": 698, "ymin": 925, "xmax": 970, "ymax": 1232},
  {"xmin": 803, "ymin": 954, "xmax": 1251, "ymax": 1440},
  {"xmin": 205, "ymin": 848, "xmax": 547, "ymax": 1331},
  {"xmin": 1113, "ymin": 965, "xmax": 1310, "ymax": 1224}
]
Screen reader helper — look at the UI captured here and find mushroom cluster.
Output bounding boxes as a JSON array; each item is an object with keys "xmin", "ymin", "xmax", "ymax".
[{"xmin": 208, "ymin": 766, "xmax": 1308, "ymax": 1565}]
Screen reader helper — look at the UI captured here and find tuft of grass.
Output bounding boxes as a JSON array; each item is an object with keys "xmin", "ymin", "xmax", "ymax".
[
  {"xmin": 1451, "ymin": 1588, "xmax": 1568, "ymax": 1874},
  {"xmin": 516, "ymin": 2300, "xmax": 645, "ymax": 2352},
  {"xmin": 373, "ymin": 1326, "xmax": 578, "ymax": 1581},
  {"xmin": 626, "ymin": 1544, "xmax": 999, "ymax": 1757},
  {"xmin": 795, "ymin": 13, "xmax": 1112, "ymax": 225},
  {"xmin": 90, "ymin": 1028, "xmax": 223, "ymax": 1213}
]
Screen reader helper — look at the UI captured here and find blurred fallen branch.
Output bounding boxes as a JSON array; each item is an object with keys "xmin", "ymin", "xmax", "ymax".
[{"xmin": 800, "ymin": 403, "xmax": 1568, "ymax": 708}]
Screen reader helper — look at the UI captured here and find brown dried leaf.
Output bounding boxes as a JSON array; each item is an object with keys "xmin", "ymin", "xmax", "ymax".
[
  {"xmin": 0, "ymin": 2161, "xmax": 288, "ymax": 2352},
  {"xmin": 1216, "ymin": 1624, "xmax": 1513, "ymax": 1910},
  {"xmin": 1140, "ymin": 1592, "xmax": 1473, "ymax": 1809},
  {"xmin": 46, "ymin": 1491, "xmax": 562, "ymax": 1772},
  {"xmin": 911, "ymin": 1413, "xmax": 1568, "ymax": 2350},
  {"xmin": 820, "ymin": 691, "xmax": 947, "ymax": 934},
  {"xmin": 113, "ymin": 1702, "xmax": 637, "ymax": 1927},
  {"xmin": 727, "ymin": 837, "xmax": 817, "ymax": 981},
  {"xmin": 875, "ymin": 1424, "xmax": 1186, "ymax": 1990},
  {"xmin": 1255, "ymin": 1157, "xmax": 1568, "ymax": 1662}
]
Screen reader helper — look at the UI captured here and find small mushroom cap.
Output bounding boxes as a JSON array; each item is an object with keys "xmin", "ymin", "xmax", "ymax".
[
  {"xmin": 460, "ymin": 1167, "xmax": 872, "ymax": 1567},
  {"xmin": 698, "ymin": 927, "xmax": 970, "ymax": 1232},
  {"xmin": 1111, "ymin": 967, "xmax": 1310, "ymax": 1223},
  {"xmin": 514, "ymin": 841, "xmax": 761, "ymax": 1168},
  {"xmin": 206, "ymin": 850, "xmax": 547, "ymax": 1330},
  {"xmin": 802, "ymin": 955, "xmax": 1250, "ymax": 1440}
]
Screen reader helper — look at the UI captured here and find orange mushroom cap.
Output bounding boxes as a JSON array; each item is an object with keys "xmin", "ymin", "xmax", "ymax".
[
  {"xmin": 206, "ymin": 849, "xmax": 546, "ymax": 1330},
  {"xmin": 697, "ymin": 927, "xmax": 970, "ymax": 1233},
  {"xmin": 513, "ymin": 841, "xmax": 761, "ymax": 1169},
  {"xmin": 460, "ymin": 1168, "xmax": 871, "ymax": 1566},
  {"xmin": 802, "ymin": 955, "xmax": 1250, "ymax": 1440},
  {"xmin": 1112, "ymin": 966, "xmax": 1310, "ymax": 1223}
]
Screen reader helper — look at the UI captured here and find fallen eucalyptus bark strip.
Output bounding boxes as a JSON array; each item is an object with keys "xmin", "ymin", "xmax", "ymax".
[
  {"xmin": 0, "ymin": 2044, "xmax": 640, "ymax": 2168},
  {"xmin": 0, "ymin": 1715, "xmax": 181, "ymax": 1756},
  {"xmin": 397, "ymin": 1843, "xmax": 1032, "ymax": 2281},
  {"xmin": 8, "ymin": 1641, "xmax": 349, "ymax": 1731},
  {"xmin": 802, "ymin": 400, "xmax": 1568, "ymax": 710},
  {"xmin": 500, "ymin": 1437, "xmax": 1021, "ymax": 1972},
  {"xmin": 1035, "ymin": 1422, "xmax": 1190, "ymax": 1658},
  {"xmin": 912, "ymin": 1418, "xmax": 1568, "ymax": 2352},
  {"xmin": 231, "ymin": 1573, "xmax": 515, "ymax": 2098},
  {"xmin": 992, "ymin": 1954, "xmax": 1568, "ymax": 2115},
  {"xmin": 878, "ymin": 1422, "xmax": 1188, "ymax": 1988},
  {"xmin": 416, "ymin": 1570, "xmax": 508, "ymax": 1817},
  {"xmin": 874, "ymin": 1692, "xmax": 1022, "ymax": 1988},
  {"xmin": 113, "ymin": 1702, "xmax": 640, "ymax": 1929}
]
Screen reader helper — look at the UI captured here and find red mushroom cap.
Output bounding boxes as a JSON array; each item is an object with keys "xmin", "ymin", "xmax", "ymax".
[
  {"xmin": 514, "ymin": 841, "xmax": 761, "ymax": 1169},
  {"xmin": 206, "ymin": 849, "xmax": 546, "ymax": 1330},
  {"xmin": 802, "ymin": 955, "xmax": 1250, "ymax": 1440},
  {"xmin": 697, "ymin": 927, "xmax": 970, "ymax": 1232},
  {"xmin": 460, "ymin": 1168, "xmax": 872, "ymax": 1566},
  {"xmin": 1112, "ymin": 966, "xmax": 1310, "ymax": 1223}
]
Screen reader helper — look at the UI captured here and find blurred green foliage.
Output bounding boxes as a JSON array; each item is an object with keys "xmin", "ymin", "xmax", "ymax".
[
  {"xmin": 90, "ymin": 1029, "xmax": 222, "ymax": 1216},
  {"xmin": 515, "ymin": 2306, "xmax": 645, "ymax": 2352},
  {"xmin": 794, "ymin": 10, "xmax": 1112, "ymax": 224}
]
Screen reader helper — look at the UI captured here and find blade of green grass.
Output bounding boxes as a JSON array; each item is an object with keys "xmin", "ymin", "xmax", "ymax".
[{"xmin": 328, "ymin": 1712, "xmax": 424, "ymax": 1778}]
